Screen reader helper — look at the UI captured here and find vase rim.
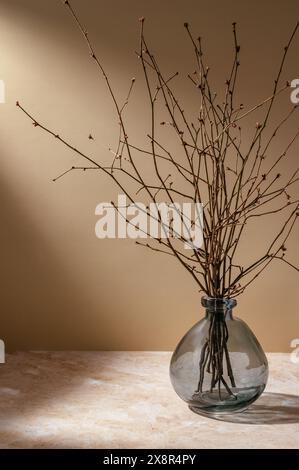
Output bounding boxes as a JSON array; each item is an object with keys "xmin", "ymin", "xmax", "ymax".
[{"xmin": 201, "ymin": 295, "xmax": 237, "ymax": 310}]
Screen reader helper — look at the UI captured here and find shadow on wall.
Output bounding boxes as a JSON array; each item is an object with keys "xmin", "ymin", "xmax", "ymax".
[
  {"xmin": 0, "ymin": 0, "xmax": 298, "ymax": 352},
  {"xmin": 0, "ymin": 173, "xmax": 109, "ymax": 352}
]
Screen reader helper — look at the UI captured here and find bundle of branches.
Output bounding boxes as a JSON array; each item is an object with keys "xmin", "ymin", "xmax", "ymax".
[{"xmin": 17, "ymin": 1, "xmax": 299, "ymax": 398}]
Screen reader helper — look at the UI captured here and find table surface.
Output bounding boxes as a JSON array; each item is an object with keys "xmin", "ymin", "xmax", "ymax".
[{"xmin": 0, "ymin": 351, "xmax": 298, "ymax": 449}]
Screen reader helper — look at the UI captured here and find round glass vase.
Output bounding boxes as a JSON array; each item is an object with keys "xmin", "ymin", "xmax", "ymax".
[{"xmin": 170, "ymin": 296, "xmax": 268, "ymax": 417}]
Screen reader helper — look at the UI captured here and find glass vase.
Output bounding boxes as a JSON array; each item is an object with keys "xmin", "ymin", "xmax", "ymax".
[{"xmin": 170, "ymin": 296, "xmax": 268, "ymax": 417}]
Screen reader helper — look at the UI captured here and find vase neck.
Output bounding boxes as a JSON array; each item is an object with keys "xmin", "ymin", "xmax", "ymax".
[{"xmin": 201, "ymin": 296, "xmax": 236, "ymax": 320}]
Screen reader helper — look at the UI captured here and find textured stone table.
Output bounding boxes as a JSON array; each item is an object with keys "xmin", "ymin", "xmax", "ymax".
[{"xmin": 0, "ymin": 352, "xmax": 298, "ymax": 448}]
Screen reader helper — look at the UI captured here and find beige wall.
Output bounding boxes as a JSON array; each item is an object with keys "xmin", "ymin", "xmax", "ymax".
[{"xmin": 0, "ymin": 0, "xmax": 298, "ymax": 352}]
